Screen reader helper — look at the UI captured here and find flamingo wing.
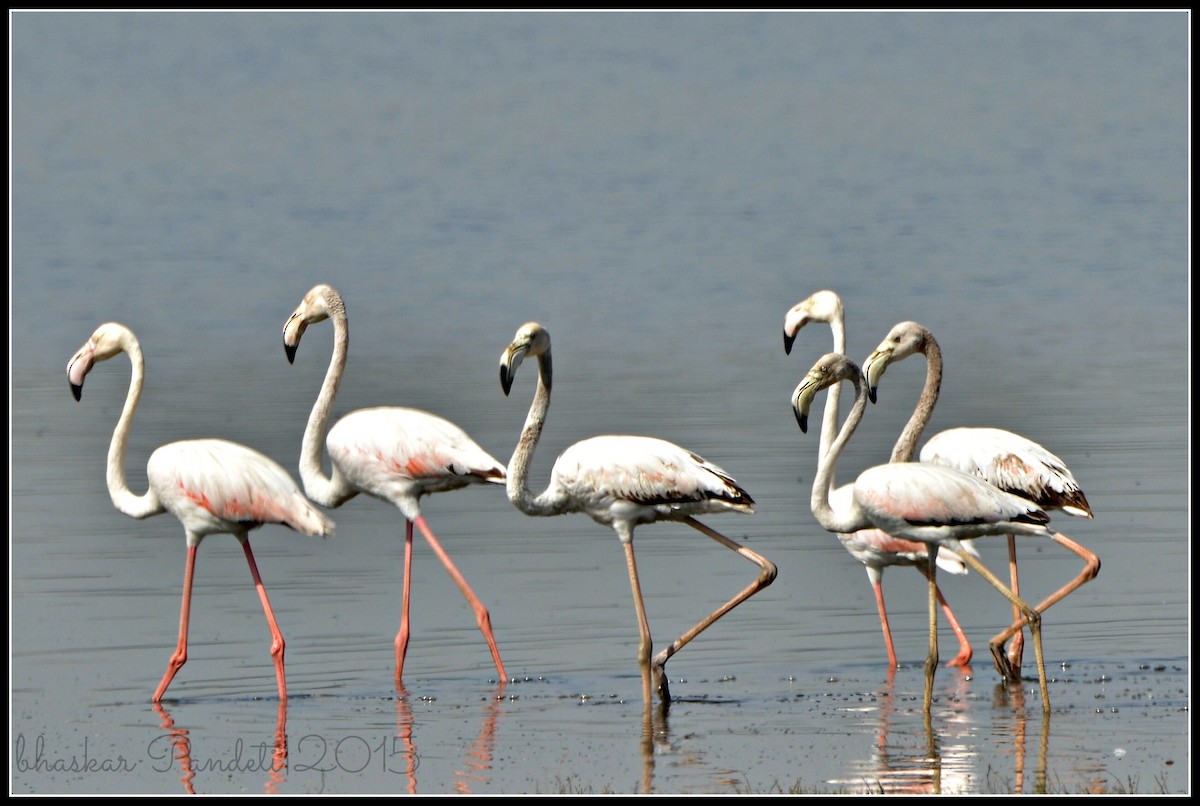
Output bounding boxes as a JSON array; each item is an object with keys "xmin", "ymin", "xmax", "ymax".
[
  {"xmin": 920, "ymin": 427, "xmax": 1092, "ymax": 517},
  {"xmin": 853, "ymin": 462, "xmax": 1049, "ymax": 542},
  {"xmin": 148, "ymin": 439, "xmax": 334, "ymax": 537},
  {"xmin": 551, "ymin": 435, "xmax": 755, "ymax": 515},
  {"xmin": 327, "ymin": 407, "xmax": 506, "ymax": 497}
]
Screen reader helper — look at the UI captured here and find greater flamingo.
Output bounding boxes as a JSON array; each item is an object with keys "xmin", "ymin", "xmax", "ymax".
[
  {"xmin": 863, "ymin": 320, "xmax": 1100, "ymax": 680},
  {"xmin": 67, "ymin": 322, "xmax": 335, "ymax": 702},
  {"xmin": 792, "ymin": 352, "xmax": 1056, "ymax": 712},
  {"xmin": 783, "ymin": 291, "xmax": 976, "ymax": 669},
  {"xmin": 498, "ymin": 321, "xmax": 777, "ymax": 707},
  {"xmin": 282, "ymin": 283, "xmax": 508, "ymax": 687}
]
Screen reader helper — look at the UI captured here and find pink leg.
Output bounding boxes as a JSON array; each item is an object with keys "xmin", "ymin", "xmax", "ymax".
[
  {"xmin": 1006, "ymin": 535, "xmax": 1025, "ymax": 670},
  {"xmin": 872, "ymin": 579, "xmax": 900, "ymax": 670},
  {"xmin": 395, "ymin": 520, "xmax": 415, "ymax": 686},
  {"xmin": 153, "ymin": 546, "xmax": 197, "ymax": 702},
  {"xmin": 412, "ymin": 515, "xmax": 507, "ymax": 683},
  {"xmin": 937, "ymin": 584, "xmax": 973, "ymax": 668},
  {"xmin": 990, "ymin": 531, "xmax": 1101, "ymax": 663},
  {"xmin": 242, "ymin": 540, "xmax": 287, "ymax": 701}
]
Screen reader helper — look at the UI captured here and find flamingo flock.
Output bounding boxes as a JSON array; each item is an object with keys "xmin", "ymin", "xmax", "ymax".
[{"xmin": 67, "ymin": 285, "xmax": 1097, "ymax": 714}]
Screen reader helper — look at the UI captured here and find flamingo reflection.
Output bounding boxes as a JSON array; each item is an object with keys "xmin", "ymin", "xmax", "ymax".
[
  {"xmin": 150, "ymin": 700, "xmax": 288, "ymax": 794},
  {"xmin": 393, "ymin": 683, "xmax": 509, "ymax": 794},
  {"xmin": 991, "ymin": 682, "xmax": 1050, "ymax": 794},
  {"xmin": 831, "ymin": 669, "xmax": 977, "ymax": 794}
]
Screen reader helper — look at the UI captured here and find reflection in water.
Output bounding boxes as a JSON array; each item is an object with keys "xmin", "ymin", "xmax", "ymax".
[
  {"xmin": 150, "ymin": 700, "xmax": 288, "ymax": 795},
  {"xmin": 151, "ymin": 702, "xmax": 196, "ymax": 795},
  {"xmin": 992, "ymin": 682, "xmax": 1050, "ymax": 794},
  {"xmin": 831, "ymin": 670, "xmax": 978, "ymax": 794},
  {"xmin": 393, "ymin": 683, "xmax": 509, "ymax": 795},
  {"xmin": 452, "ymin": 684, "xmax": 507, "ymax": 794}
]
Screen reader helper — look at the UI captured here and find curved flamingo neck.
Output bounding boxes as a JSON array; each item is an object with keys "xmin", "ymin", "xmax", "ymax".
[
  {"xmin": 811, "ymin": 369, "xmax": 870, "ymax": 535},
  {"xmin": 820, "ymin": 310, "xmax": 847, "ymax": 491},
  {"xmin": 107, "ymin": 329, "xmax": 161, "ymax": 519},
  {"xmin": 506, "ymin": 350, "xmax": 561, "ymax": 516},
  {"xmin": 300, "ymin": 290, "xmax": 355, "ymax": 507},
  {"xmin": 889, "ymin": 328, "xmax": 942, "ymax": 463}
]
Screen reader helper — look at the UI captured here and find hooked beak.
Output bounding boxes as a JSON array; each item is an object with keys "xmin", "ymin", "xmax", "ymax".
[
  {"xmin": 791, "ymin": 376, "xmax": 821, "ymax": 434},
  {"xmin": 863, "ymin": 346, "xmax": 893, "ymax": 405},
  {"xmin": 282, "ymin": 313, "xmax": 308, "ymax": 365},
  {"xmin": 499, "ymin": 340, "xmax": 530, "ymax": 397},
  {"xmin": 67, "ymin": 344, "xmax": 95, "ymax": 402}
]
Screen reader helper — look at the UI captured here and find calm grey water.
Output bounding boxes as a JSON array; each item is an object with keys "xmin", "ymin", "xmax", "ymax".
[{"xmin": 11, "ymin": 11, "xmax": 1189, "ymax": 795}]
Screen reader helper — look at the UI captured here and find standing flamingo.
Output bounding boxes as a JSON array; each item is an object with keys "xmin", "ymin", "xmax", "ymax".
[
  {"xmin": 783, "ymin": 291, "xmax": 976, "ymax": 669},
  {"xmin": 66, "ymin": 322, "xmax": 334, "ymax": 702},
  {"xmin": 792, "ymin": 352, "xmax": 1056, "ymax": 712},
  {"xmin": 282, "ymin": 283, "xmax": 508, "ymax": 687},
  {"xmin": 863, "ymin": 320, "xmax": 1100, "ymax": 680},
  {"xmin": 498, "ymin": 321, "xmax": 777, "ymax": 707}
]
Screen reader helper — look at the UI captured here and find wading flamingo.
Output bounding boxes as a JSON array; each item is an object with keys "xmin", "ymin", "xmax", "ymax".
[
  {"xmin": 67, "ymin": 322, "xmax": 334, "ymax": 702},
  {"xmin": 282, "ymin": 284, "xmax": 507, "ymax": 687},
  {"xmin": 864, "ymin": 320, "xmax": 1099, "ymax": 680},
  {"xmin": 783, "ymin": 291, "xmax": 976, "ymax": 669},
  {"xmin": 792, "ymin": 352, "xmax": 1056, "ymax": 713},
  {"xmin": 499, "ymin": 321, "xmax": 777, "ymax": 707}
]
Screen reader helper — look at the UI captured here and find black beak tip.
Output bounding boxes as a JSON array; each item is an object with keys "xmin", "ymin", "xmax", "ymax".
[
  {"xmin": 284, "ymin": 342, "xmax": 297, "ymax": 365},
  {"xmin": 499, "ymin": 366, "xmax": 512, "ymax": 397},
  {"xmin": 795, "ymin": 410, "xmax": 808, "ymax": 434},
  {"xmin": 783, "ymin": 333, "xmax": 794, "ymax": 355},
  {"xmin": 70, "ymin": 383, "xmax": 82, "ymax": 402},
  {"xmin": 868, "ymin": 386, "xmax": 878, "ymax": 404}
]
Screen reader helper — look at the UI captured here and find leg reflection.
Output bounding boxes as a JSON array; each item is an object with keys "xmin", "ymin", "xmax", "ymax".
[
  {"xmin": 151, "ymin": 701, "xmax": 196, "ymax": 795},
  {"xmin": 394, "ymin": 686, "xmax": 419, "ymax": 794},
  {"xmin": 453, "ymin": 682, "xmax": 508, "ymax": 794},
  {"xmin": 993, "ymin": 682, "xmax": 1050, "ymax": 794}
]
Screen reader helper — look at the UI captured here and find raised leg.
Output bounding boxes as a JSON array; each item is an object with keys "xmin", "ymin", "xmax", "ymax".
[
  {"xmin": 153, "ymin": 545, "xmax": 198, "ymax": 702},
  {"xmin": 395, "ymin": 520, "xmax": 415, "ymax": 686},
  {"xmin": 242, "ymin": 539, "xmax": 288, "ymax": 701},
  {"xmin": 958, "ymin": 550, "xmax": 1050, "ymax": 713},
  {"xmin": 989, "ymin": 532, "xmax": 1100, "ymax": 671},
  {"xmin": 413, "ymin": 514, "xmax": 508, "ymax": 684},
  {"xmin": 649, "ymin": 517, "xmax": 778, "ymax": 702}
]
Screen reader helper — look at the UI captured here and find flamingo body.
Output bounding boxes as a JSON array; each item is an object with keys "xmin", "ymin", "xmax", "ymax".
[
  {"xmin": 784, "ymin": 291, "xmax": 976, "ymax": 668},
  {"xmin": 545, "ymin": 435, "xmax": 755, "ymax": 532},
  {"xmin": 326, "ymin": 407, "xmax": 505, "ymax": 508},
  {"xmin": 499, "ymin": 321, "xmax": 776, "ymax": 707},
  {"xmin": 793, "ymin": 351, "xmax": 1056, "ymax": 712},
  {"xmin": 67, "ymin": 322, "xmax": 333, "ymax": 702},
  {"xmin": 865, "ymin": 319, "xmax": 1100, "ymax": 679},
  {"xmin": 284, "ymin": 284, "xmax": 508, "ymax": 687}
]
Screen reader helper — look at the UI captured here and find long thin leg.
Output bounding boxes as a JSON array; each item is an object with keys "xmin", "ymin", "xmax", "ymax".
[
  {"xmin": 1007, "ymin": 535, "xmax": 1025, "ymax": 670},
  {"xmin": 412, "ymin": 514, "xmax": 508, "ymax": 683},
  {"xmin": 916, "ymin": 565, "xmax": 974, "ymax": 667},
  {"xmin": 923, "ymin": 545, "xmax": 940, "ymax": 713},
  {"xmin": 871, "ymin": 574, "xmax": 900, "ymax": 670},
  {"xmin": 957, "ymin": 550, "xmax": 1049, "ymax": 712},
  {"xmin": 623, "ymin": 541, "xmax": 655, "ymax": 706},
  {"xmin": 650, "ymin": 517, "xmax": 778, "ymax": 700},
  {"xmin": 154, "ymin": 545, "xmax": 198, "ymax": 702},
  {"xmin": 990, "ymin": 532, "xmax": 1100, "ymax": 669},
  {"xmin": 242, "ymin": 539, "xmax": 288, "ymax": 701},
  {"xmin": 395, "ymin": 520, "xmax": 415, "ymax": 686}
]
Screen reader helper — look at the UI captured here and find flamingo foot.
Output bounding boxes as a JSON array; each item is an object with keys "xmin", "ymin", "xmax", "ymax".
[
  {"xmin": 990, "ymin": 640, "xmax": 1022, "ymax": 683},
  {"xmin": 651, "ymin": 661, "xmax": 671, "ymax": 706}
]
